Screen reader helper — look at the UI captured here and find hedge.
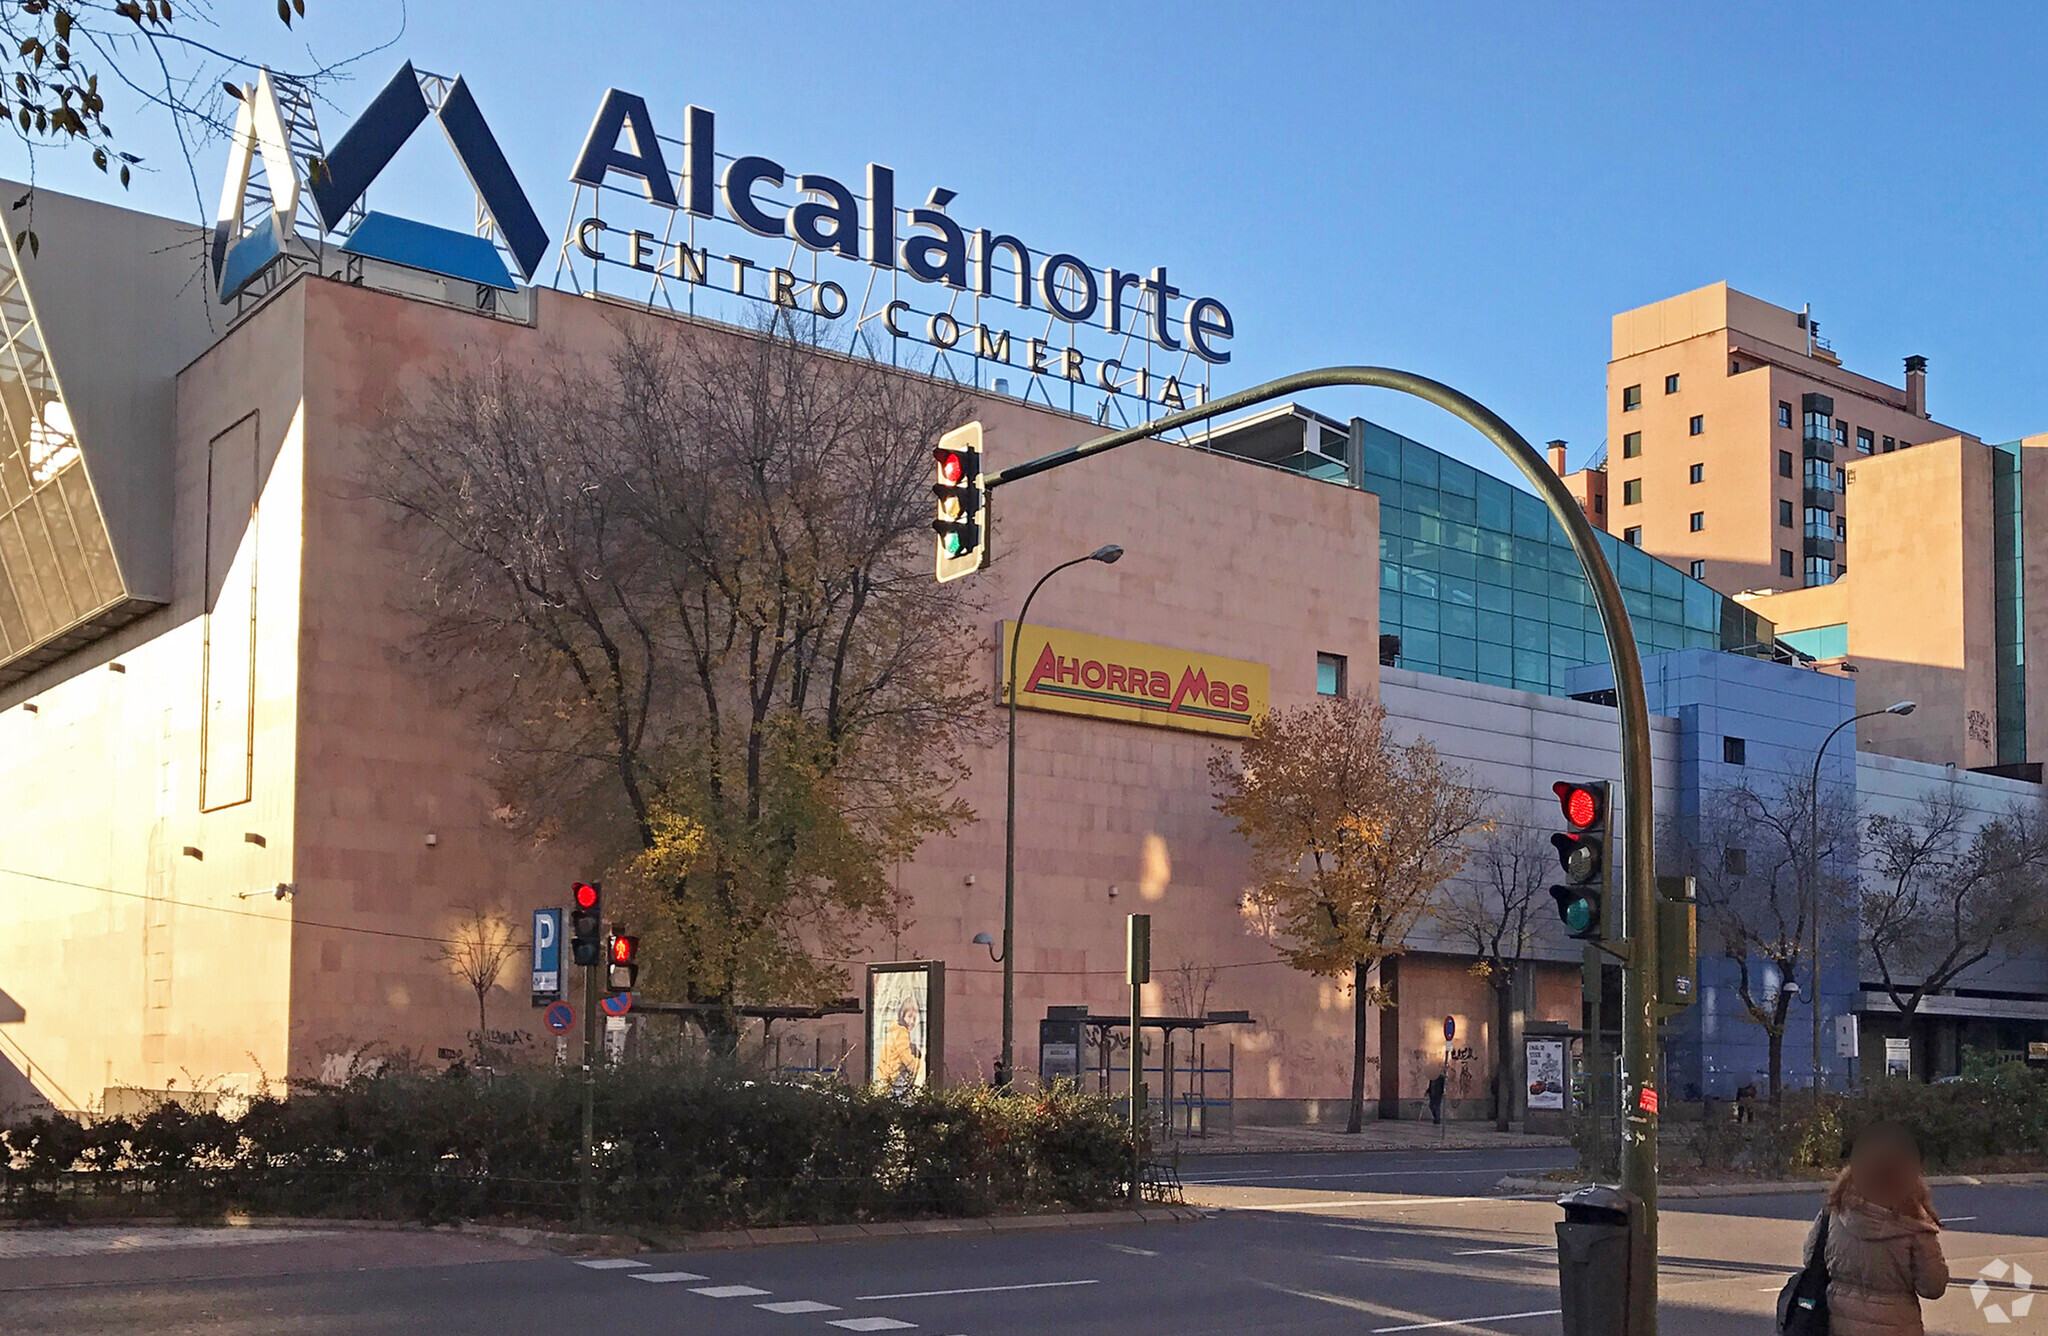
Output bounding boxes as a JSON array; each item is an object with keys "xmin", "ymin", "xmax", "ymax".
[{"xmin": 0, "ymin": 1063, "xmax": 1140, "ymax": 1229}]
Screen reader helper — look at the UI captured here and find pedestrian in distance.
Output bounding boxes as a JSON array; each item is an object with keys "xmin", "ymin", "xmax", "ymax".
[
  {"xmin": 1425, "ymin": 1072, "xmax": 1446, "ymax": 1125},
  {"xmin": 1783, "ymin": 1121, "xmax": 1948, "ymax": 1336}
]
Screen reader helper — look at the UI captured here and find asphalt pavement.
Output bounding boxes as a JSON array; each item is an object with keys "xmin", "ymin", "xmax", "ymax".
[{"xmin": 5, "ymin": 1145, "xmax": 2043, "ymax": 1336}]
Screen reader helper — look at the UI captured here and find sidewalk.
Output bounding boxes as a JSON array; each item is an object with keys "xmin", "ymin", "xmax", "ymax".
[{"xmin": 1173, "ymin": 1120, "xmax": 1570, "ymax": 1155}]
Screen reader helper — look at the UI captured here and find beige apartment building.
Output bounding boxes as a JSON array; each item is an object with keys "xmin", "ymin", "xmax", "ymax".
[
  {"xmin": 1739, "ymin": 433, "xmax": 2048, "ymax": 772},
  {"xmin": 1569, "ymin": 282, "xmax": 1963, "ymax": 597}
]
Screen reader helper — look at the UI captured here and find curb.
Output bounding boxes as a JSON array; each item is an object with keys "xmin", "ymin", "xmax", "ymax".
[
  {"xmin": 1180, "ymin": 1136, "xmax": 1572, "ymax": 1157},
  {"xmin": 1495, "ymin": 1170, "xmax": 2048, "ymax": 1199},
  {"xmin": 0, "ymin": 1206, "xmax": 1204, "ymax": 1257}
]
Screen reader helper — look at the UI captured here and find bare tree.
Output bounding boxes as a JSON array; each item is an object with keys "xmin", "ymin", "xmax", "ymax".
[
  {"xmin": 436, "ymin": 904, "xmax": 520, "ymax": 1057},
  {"xmin": 1211, "ymin": 697, "xmax": 1490, "ymax": 1133},
  {"xmin": 1679, "ymin": 774, "xmax": 1856, "ymax": 1107},
  {"xmin": 1863, "ymin": 787, "xmax": 2048, "ymax": 1021},
  {"xmin": 1436, "ymin": 818, "xmax": 1547, "ymax": 1131},
  {"xmin": 1166, "ymin": 959, "xmax": 1220, "ymax": 1019},
  {"xmin": 372, "ymin": 315, "xmax": 987, "ymax": 1050}
]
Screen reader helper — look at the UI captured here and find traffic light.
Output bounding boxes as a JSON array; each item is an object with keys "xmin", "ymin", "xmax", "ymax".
[
  {"xmin": 569, "ymin": 881, "xmax": 603, "ymax": 966},
  {"xmin": 932, "ymin": 422, "xmax": 987, "ymax": 582},
  {"xmin": 1548, "ymin": 780, "xmax": 1611, "ymax": 942},
  {"xmin": 606, "ymin": 933, "xmax": 639, "ymax": 994}
]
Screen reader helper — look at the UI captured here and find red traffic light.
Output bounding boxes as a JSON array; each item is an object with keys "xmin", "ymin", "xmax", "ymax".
[
  {"xmin": 609, "ymin": 934, "xmax": 637, "ymax": 965},
  {"xmin": 934, "ymin": 448, "xmax": 965, "ymax": 484},
  {"xmin": 1554, "ymin": 781, "xmax": 1601, "ymax": 830},
  {"xmin": 573, "ymin": 882, "xmax": 600, "ymax": 911}
]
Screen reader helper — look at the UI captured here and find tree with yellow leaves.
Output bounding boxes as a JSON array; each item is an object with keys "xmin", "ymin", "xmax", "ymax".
[{"xmin": 1210, "ymin": 695, "xmax": 1488, "ymax": 1133}]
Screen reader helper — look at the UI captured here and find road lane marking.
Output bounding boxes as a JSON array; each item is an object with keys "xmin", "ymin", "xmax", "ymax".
[
  {"xmin": 1246, "ymin": 1194, "xmax": 1543, "ymax": 1211},
  {"xmin": 1372, "ymin": 1307, "xmax": 1563, "ymax": 1333},
  {"xmin": 828, "ymin": 1320, "xmax": 918, "ymax": 1332},
  {"xmin": 759, "ymin": 1300, "xmax": 841, "ymax": 1313},
  {"xmin": 1948, "ymin": 1216, "xmax": 1978, "ymax": 1222},
  {"xmin": 1103, "ymin": 1244, "xmax": 1159, "ymax": 1256},
  {"xmin": 631, "ymin": 1271, "xmax": 710, "ymax": 1283},
  {"xmin": 692, "ymin": 1285, "xmax": 772, "ymax": 1298},
  {"xmin": 1186, "ymin": 1168, "xmax": 1563, "ymax": 1185},
  {"xmin": 854, "ymin": 1280, "xmax": 1101, "ymax": 1301},
  {"xmin": 575, "ymin": 1259, "xmax": 649, "ymax": 1270},
  {"xmin": 1452, "ymin": 1245, "xmax": 1555, "ymax": 1256}
]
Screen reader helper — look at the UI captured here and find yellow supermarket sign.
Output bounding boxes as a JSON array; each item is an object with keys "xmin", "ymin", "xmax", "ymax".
[{"xmin": 1000, "ymin": 622, "xmax": 1269, "ymax": 738}]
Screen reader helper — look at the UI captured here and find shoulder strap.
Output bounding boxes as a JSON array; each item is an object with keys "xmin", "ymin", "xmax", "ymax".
[{"xmin": 1811, "ymin": 1210, "xmax": 1832, "ymax": 1268}]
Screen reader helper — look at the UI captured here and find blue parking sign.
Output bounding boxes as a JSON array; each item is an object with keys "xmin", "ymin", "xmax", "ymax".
[{"xmin": 531, "ymin": 907, "xmax": 563, "ymax": 1001}]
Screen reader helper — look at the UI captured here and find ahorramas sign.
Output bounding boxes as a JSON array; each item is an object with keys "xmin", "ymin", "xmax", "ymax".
[{"xmin": 1000, "ymin": 624, "xmax": 1268, "ymax": 738}]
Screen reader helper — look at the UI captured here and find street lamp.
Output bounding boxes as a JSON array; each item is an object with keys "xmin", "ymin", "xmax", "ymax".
[
  {"xmin": 972, "ymin": 931, "xmax": 1003, "ymax": 962},
  {"xmin": 1809, "ymin": 699, "xmax": 1915, "ymax": 1092},
  {"xmin": 997, "ymin": 543, "xmax": 1123, "ymax": 1088}
]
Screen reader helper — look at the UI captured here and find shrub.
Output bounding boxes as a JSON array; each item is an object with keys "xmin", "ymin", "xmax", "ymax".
[{"xmin": 0, "ymin": 1063, "xmax": 1138, "ymax": 1229}]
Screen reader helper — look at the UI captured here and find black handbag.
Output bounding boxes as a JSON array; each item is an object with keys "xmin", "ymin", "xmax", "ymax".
[{"xmin": 1777, "ymin": 1210, "xmax": 1832, "ymax": 1336}]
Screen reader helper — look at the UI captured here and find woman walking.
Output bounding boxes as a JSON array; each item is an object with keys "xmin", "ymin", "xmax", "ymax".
[{"xmin": 1803, "ymin": 1122, "xmax": 1950, "ymax": 1336}]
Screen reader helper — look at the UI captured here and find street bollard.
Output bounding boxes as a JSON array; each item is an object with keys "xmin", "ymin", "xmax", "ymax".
[{"xmin": 1555, "ymin": 1186, "xmax": 1650, "ymax": 1336}]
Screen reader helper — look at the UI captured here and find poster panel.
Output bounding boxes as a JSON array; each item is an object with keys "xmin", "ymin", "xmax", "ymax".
[
  {"xmin": 1525, "ymin": 1038, "xmax": 1566, "ymax": 1111},
  {"xmin": 867, "ymin": 962, "xmax": 945, "ymax": 1095}
]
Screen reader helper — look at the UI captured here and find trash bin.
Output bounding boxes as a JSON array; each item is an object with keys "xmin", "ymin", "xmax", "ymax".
[{"xmin": 1555, "ymin": 1186, "xmax": 1644, "ymax": 1336}]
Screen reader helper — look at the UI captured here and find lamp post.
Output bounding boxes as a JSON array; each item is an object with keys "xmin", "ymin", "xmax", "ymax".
[
  {"xmin": 996, "ymin": 544, "xmax": 1124, "ymax": 1089},
  {"xmin": 1809, "ymin": 699, "xmax": 1915, "ymax": 1091}
]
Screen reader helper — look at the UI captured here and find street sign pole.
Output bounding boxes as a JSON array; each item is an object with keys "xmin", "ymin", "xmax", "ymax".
[
  {"xmin": 579, "ymin": 933, "xmax": 600, "ymax": 1230},
  {"xmin": 1127, "ymin": 913, "xmax": 1150, "ymax": 1204},
  {"xmin": 982, "ymin": 366, "xmax": 1660, "ymax": 1336}
]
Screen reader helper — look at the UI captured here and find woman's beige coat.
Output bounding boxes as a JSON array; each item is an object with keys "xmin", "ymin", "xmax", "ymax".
[{"xmin": 1803, "ymin": 1198, "xmax": 1949, "ymax": 1336}]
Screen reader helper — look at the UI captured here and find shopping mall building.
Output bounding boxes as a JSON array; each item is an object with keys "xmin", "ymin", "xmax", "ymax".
[{"xmin": 1, "ymin": 64, "xmax": 2043, "ymax": 1121}]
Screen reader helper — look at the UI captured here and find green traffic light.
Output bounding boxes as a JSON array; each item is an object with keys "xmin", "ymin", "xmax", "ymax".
[
  {"xmin": 943, "ymin": 531, "xmax": 965, "ymax": 556},
  {"xmin": 1563, "ymin": 898, "xmax": 1595, "ymax": 934}
]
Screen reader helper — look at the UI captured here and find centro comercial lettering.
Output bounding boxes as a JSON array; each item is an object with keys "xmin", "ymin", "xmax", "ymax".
[{"xmin": 566, "ymin": 91, "xmax": 1234, "ymax": 368}]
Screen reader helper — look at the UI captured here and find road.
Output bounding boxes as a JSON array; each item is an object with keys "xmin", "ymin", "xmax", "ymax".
[{"xmin": 5, "ymin": 1146, "xmax": 2042, "ymax": 1336}]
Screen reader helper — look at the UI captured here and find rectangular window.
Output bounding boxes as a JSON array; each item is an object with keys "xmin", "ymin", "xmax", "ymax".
[
  {"xmin": 1665, "ymin": 373, "xmax": 1681, "ymax": 394},
  {"xmin": 1780, "ymin": 549, "xmax": 1795, "ymax": 578},
  {"xmin": 1723, "ymin": 847, "xmax": 1748, "ymax": 875},
  {"xmin": 1857, "ymin": 428, "xmax": 1874, "ymax": 454},
  {"xmin": 1883, "ymin": 435, "xmax": 1895, "ymax": 452},
  {"xmin": 1594, "ymin": 493, "xmax": 1605, "ymax": 515},
  {"xmin": 1689, "ymin": 414, "xmax": 1705, "ymax": 436},
  {"xmin": 1804, "ymin": 507, "xmax": 1832, "ymax": 538},
  {"xmin": 1805, "ymin": 555, "xmax": 1835, "ymax": 585},
  {"xmin": 1836, "ymin": 419, "xmax": 1849, "ymax": 446},
  {"xmin": 1689, "ymin": 462, "xmax": 1704, "ymax": 484},
  {"xmin": 1779, "ymin": 449, "xmax": 1794, "ymax": 478},
  {"xmin": 1622, "ymin": 479, "xmax": 1642, "ymax": 505},
  {"xmin": 1779, "ymin": 499, "xmax": 1794, "ymax": 527},
  {"xmin": 1622, "ymin": 431, "xmax": 1642, "ymax": 459},
  {"xmin": 1723, "ymin": 736, "xmax": 1747, "ymax": 765},
  {"xmin": 1779, "ymin": 402, "xmax": 1793, "ymax": 428},
  {"xmin": 1836, "ymin": 516, "xmax": 1846, "ymax": 540},
  {"xmin": 1805, "ymin": 458, "xmax": 1834, "ymax": 490},
  {"xmin": 1623, "ymin": 526, "xmax": 1642, "ymax": 547},
  {"xmin": 1836, "ymin": 469, "xmax": 1846, "ymax": 493},
  {"xmin": 1689, "ymin": 560, "xmax": 1705, "ymax": 580},
  {"xmin": 1689, "ymin": 511, "xmax": 1705, "ymax": 532},
  {"xmin": 1731, "ymin": 359, "xmax": 1742, "ymax": 374},
  {"xmin": 1316, "ymin": 652, "xmax": 1348, "ymax": 698},
  {"xmin": 1623, "ymin": 384, "xmax": 1642, "ymax": 411}
]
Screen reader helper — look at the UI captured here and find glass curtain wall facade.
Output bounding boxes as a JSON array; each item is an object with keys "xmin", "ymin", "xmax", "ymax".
[
  {"xmin": 1201, "ymin": 410, "xmax": 1768, "ymax": 697},
  {"xmin": 1992, "ymin": 440, "xmax": 2026, "ymax": 765}
]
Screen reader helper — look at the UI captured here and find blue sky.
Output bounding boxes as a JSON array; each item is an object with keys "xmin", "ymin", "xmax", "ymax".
[{"xmin": 24, "ymin": 2, "xmax": 2048, "ymax": 480}]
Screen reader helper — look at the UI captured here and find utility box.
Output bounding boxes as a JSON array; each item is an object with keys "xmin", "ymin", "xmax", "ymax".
[{"xmin": 1556, "ymin": 1186, "xmax": 1649, "ymax": 1336}]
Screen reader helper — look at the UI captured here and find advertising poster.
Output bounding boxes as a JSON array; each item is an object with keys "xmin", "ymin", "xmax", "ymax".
[
  {"xmin": 1525, "ymin": 1038, "xmax": 1566, "ymax": 1111},
  {"xmin": 867, "ymin": 962, "xmax": 945, "ymax": 1095},
  {"xmin": 1884, "ymin": 1037, "xmax": 1912, "ymax": 1079}
]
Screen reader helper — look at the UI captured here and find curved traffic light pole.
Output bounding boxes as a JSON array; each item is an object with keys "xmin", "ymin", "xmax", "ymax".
[{"xmin": 988, "ymin": 367, "xmax": 1662, "ymax": 1336}]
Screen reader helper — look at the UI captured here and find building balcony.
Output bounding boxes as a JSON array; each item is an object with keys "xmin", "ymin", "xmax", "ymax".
[
  {"xmin": 1802, "ymin": 433, "xmax": 1837, "ymax": 462},
  {"xmin": 1803, "ymin": 486, "xmax": 1836, "ymax": 512},
  {"xmin": 1804, "ymin": 535, "xmax": 1837, "ymax": 561}
]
